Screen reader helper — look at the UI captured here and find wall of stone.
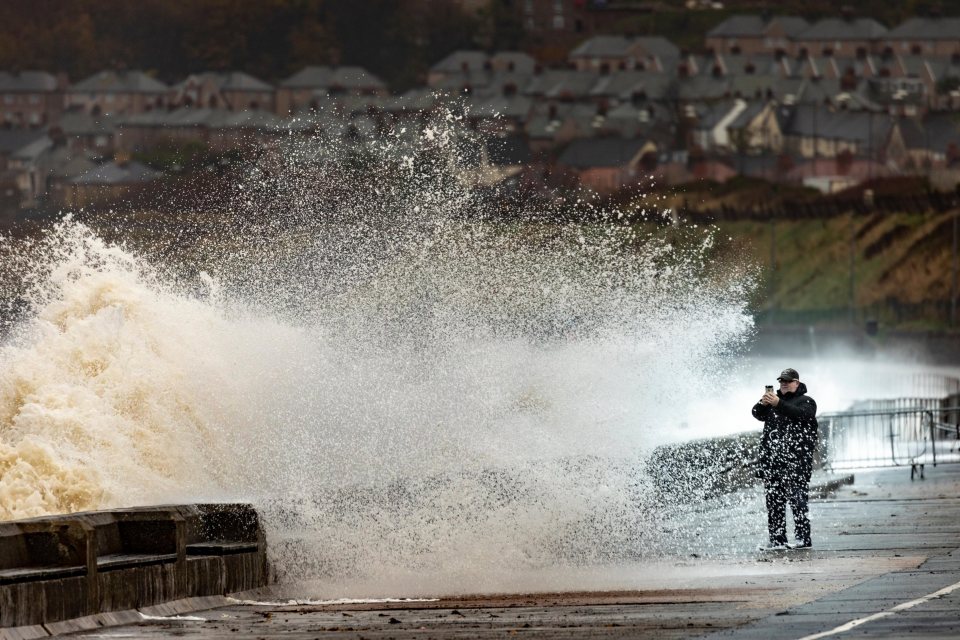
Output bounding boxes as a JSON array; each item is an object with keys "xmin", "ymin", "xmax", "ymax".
[{"xmin": 0, "ymin": 504, "xmax": 267, "ymax": 630}]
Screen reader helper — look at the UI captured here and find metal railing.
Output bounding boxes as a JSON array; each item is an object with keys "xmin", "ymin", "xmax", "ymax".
[{"xmin": 821, "ymin": 403, "xmax": 960, "ymax": 480}]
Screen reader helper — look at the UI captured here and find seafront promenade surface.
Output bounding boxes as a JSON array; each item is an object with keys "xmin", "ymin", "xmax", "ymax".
[{"xmin": 74, "ymin": 465, "xmax": 960, "ymax": 639}]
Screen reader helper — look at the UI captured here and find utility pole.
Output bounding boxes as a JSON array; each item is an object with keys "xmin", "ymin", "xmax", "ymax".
[
  {"xmin": 850, "ymin": 212, "xmax": 856, "ymax": 326},
  {"xmin": 770, "ymin": 213, "xmax": 776, "ymax": 325},
  {"xmin": 952, "ymin": 209, "xmax": 958, "ymax": 327}
]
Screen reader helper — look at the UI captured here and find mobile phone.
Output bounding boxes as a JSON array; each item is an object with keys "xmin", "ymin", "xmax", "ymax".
[{"xmin": 765, "ymin": 385, "xmax": 774, "ymax": 393}]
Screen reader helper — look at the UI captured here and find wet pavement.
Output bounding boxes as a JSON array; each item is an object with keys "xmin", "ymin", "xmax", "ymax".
[{"xmin": 73, "ymin": 464, "xmax": 960, "ymax": 639}]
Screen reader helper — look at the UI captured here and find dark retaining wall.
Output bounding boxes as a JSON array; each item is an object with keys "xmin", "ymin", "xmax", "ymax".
[
  {"xmin": 648, "ymin": 422, "xmax": 833, "ymax": 506},
  {"xmin": 0, "ymin": 504, "xmax": 267, "ymax": 629}
]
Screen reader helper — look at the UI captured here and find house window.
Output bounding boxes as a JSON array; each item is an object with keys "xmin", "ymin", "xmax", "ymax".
[
  {"xmin": 553, "ymin": 15, "xmax": 564, "ymax": 29},
  {"xmin": 524, "ymin": 0, "xmax": 533, "ymax": 12},
  {"xmin": 554, "ymin": 0, "xmax": 563, "ymax": 11},
  {"xmin": 2, "ymin": 96, "xmax": 11, "ymax": 105},
  {"xmin": 28, "ymin": 95, "xmax": 40, "ymax": 104}
]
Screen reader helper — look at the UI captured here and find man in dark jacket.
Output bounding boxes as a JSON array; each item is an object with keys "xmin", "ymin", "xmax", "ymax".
[{"xmin": 751, "ymin": 367, "xmax": 818, "ymax": 551}]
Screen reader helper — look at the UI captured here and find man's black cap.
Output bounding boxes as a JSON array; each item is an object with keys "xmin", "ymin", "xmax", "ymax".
[{"xmin": 778, "ymin": 368, "xmax": 800, "ymax": 382}]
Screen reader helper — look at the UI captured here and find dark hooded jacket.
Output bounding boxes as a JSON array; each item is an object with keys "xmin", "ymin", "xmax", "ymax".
[{"xmin": 751, "ymin": 382, "xmax": 818, "ymax": 482}]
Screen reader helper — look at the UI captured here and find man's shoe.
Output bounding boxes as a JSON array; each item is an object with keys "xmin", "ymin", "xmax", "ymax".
[
  {"xmin": 758, "ymin": 542, "xmax": 788, "ymax": 551},
  {"xmin": 786, "ymin": 541, "xmax": 812, "ymax": 550}
]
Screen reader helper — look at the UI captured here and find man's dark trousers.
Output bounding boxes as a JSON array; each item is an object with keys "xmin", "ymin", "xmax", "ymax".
[{"xmin": 764, "ymin": 478, "xmax": 811, "ymax": 546}]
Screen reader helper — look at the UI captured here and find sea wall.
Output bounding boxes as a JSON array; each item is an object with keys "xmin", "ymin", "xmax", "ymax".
[{"xmin": 0, "ymin": 504, "xmax": 267, "ymax": 631}]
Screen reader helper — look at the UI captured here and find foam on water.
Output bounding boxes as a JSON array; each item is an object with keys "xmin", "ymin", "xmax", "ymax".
[{"xmin": 0, "ymin": 110, "xmax": 756, "ymax": 594}]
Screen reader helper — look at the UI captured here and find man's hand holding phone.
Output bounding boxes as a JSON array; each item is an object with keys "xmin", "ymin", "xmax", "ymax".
[{"xmin": 761, "ymin": 385, "xmax": 778, "ymax": 406}]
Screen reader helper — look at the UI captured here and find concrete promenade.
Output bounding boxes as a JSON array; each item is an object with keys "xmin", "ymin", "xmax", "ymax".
[{"xmin": 73, "ymin": 465, "xmax": 960, "ymax": 639}]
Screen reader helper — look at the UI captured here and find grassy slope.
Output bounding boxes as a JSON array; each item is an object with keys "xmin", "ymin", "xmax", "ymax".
[{"xmin": 708, "ymin": 211, "xmax": 959, "ymax": 327}]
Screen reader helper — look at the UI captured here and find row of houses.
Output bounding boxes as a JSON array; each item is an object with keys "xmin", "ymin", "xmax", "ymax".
[
  {"xmin": 4, "ymin": 89, "xmax": 960, "ymax": 215},
  {"xmin": 556, "ymin": 107, "xmax": 960, "ymax": 196},
  {"xmin": 6, "ymin": 15, "xmax": 960, "ymax": 128},
  {"xmin": 705, "ymin": 15, "xmax": 960, "ymax": 58},
  {"xmin": 0, "ymin": 66, "xmax": 388, "ymax": 128},
  {"xmin": 26, "ymin": 76, "xmax": 960, "ymax": 163},
  {"xmin": 5, "ymin": 13, "xmax": 960, "ymax": 211}
]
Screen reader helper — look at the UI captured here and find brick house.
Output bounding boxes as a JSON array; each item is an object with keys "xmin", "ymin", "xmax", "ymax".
[
  {"xmin": 793, "ymin": 18, "xmax": 888, "ymax": 58},
  {"xmin": 428, "ymin": 50, "xmax": 490, "ymax": 87},
  {"xmin": 0, "ymin": 71, "xmax": 65, "ymax": 128},
  {"xmin": 515, "ymin": 0, "xmax": 579, "ymax": 35},
  {"xmin": 569, "ymin": 36, "xmax": 680, "ymax": 72},
  {"xmin": 43, "ymin": 147, "xmax": 98, "ymax": 206},
  {"xmin": 780, "ymin": 105, "xmax": 892, "ymax": 159},
  {"xmin": 54, "ymin": 111, "xmax": 117, "ymax": 154},
  {"xmin": 204, "ymin": 109, "xmax": 287, "ymax": 152},
  {"xmin": 885, "ymin": 114, "xmax": 960, "ymax": 172},
  {"xmin": 428, "ymin": 51, "xmax": 537, "ymax": 93},
  {"xmin": 705, "ymin": 15, "xmax": 810, "ymax": 56},
  {"xmin": 117, "ymin": 107, "xmax": 287, "ymax": 153},
  {"xmin": 66, "ymin": 71, "xmax": 169, "ymax": 116},
  {"xmin": 726, "ymin": 101, "xmax": 784, "ymax": 154},
  {"xmin": 883, "ymin": 18, "xmax": 960, "ymax": 57},
  {"xmin": 556, "ymin": 136, "xmax": 657, "ymax": 194},
  {"xmin": 65, "ymin": 159, "xmax": 163, "ymax": 208},
  {"xmin": 170, "ymin": 72, "xmax": 274, "ymax": 111},
  {"xmin": 0, "ymin": 130, "xmax": 53, "ymax": 208},
  {"xmin": 116, "ymin": 108, "xmax": 214, "ymax": 152},
  {"xmin": 276, "ymin": 66, "xmax": 387, "ymax": 115}
]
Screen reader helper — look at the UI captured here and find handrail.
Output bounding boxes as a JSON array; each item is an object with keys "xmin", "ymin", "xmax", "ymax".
[
  {"xmin": 820, "ymin": 405, "xmax": 960, "ymax": 419},
  {"xmin": 820, "ymin": 403, "xmax": 960, "ymax": 479},
  {"xmin": 931, "ymin": 420, "xmax": 960, "ymax": 436}
]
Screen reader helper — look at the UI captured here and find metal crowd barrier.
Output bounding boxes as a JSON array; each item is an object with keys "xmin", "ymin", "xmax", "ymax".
[{"xmin": 821, "ymin": 403, "xmax": 960, "ymax": 480}]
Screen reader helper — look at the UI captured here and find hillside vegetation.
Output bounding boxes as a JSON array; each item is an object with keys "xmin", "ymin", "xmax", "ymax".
[{"xmin": 709, "ymin": 210, "xmax": 958, "ymax": 328}]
